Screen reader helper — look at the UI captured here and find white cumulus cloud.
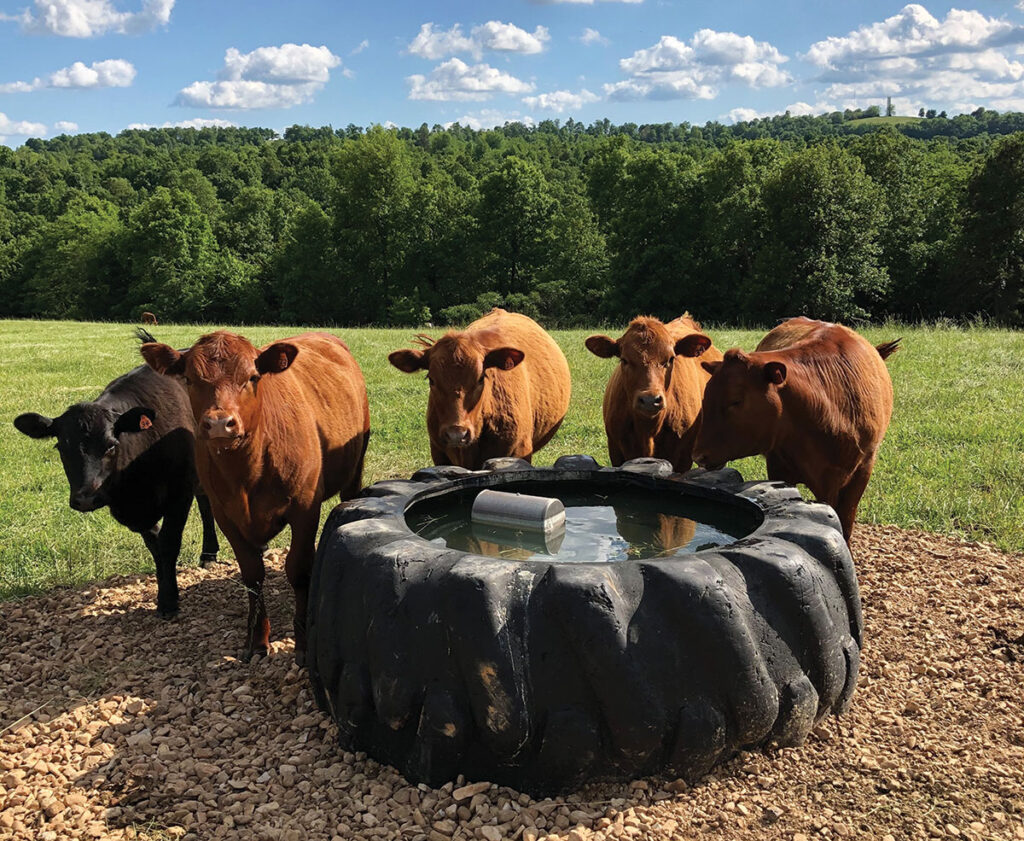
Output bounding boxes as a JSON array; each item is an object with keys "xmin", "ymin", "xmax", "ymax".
[
  {"xmin": 53, "ymin": 120, "xmax": 79, "ymax": 131},
  {"xmin": 127, "ymin": 118, "xmax": 236, "ymax": 130},
  {"xmin": 805, "ymin": 4, "xmax": 1022, "ymax": 69},
  {"xmin": 222, "ymin": 44, "xmax": 340, "ymax": 83},
  {"xmin": 580, "ymin": 27, "xmax": 608, "ymax": 46},
  {"xmin": 407, "ymin": 21, "xmax": 549, "ymax": 60},
  {"xmin": 175, "ymin": 43, "xmax": 342, "ymax": 110},
  {"xmin": 407, "ymin": 58, "xmax": 534, "ymax": 101},
  {"xmin": 522, "ymin": 88, "xmax": 600, "ymax": 111},
  {"xmin": 2, "ymin": 0, "xmax": 173, "ymax": 37},
  {"xmin": 0, "ymin": 112, "xmax": 48, "ymax": 144},
  {"xmin": 805, "ymin": 5, "xmax": 1024, "ymax": 112},
  {"xmin": 446, "ymin": 110, "xmax": 537, "ymax": 130},
  {"xmin": 722, "ymin": 101, "xmax": 837, "ymax": 123},
  {"xmin": 609, "ymin": 29, "xmax": 790, "ymax": 101},
  {"xmin": 0, "ymin": 58, "xmax": 135, "ymax": 93}
]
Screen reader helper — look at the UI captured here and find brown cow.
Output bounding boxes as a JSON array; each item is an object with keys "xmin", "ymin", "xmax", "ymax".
[
  {"xmin": 692, "ymin": 317, "xmax": 899, "ymax": 542},
  {"xmin": 585, "ymin": 314, "xmax": 723, "ymax": 471},
  {"xmin": 141, "ymin": 311, "xmax": 158, "ymax": 325},
  {"xmin": 388, "ymin": 308, "xmax": 571, "ymax": 469},
  {"xmin": 140, "ymin": 331, "xmax": 370, "ymax": 662}
]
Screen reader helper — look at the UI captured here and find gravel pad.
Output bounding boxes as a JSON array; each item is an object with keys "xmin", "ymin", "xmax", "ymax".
[{"xmin": 1, "ymin": 526, "xmax": 1022, "ymax": 841}]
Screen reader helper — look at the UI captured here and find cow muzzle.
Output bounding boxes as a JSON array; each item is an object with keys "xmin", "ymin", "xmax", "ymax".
[
  {"xmin": 442, "ymin": 425, "xmax": 473, "ymax": 448},
  {"xmin": 693, "ymin": 452, "xmax": 726, "ymax": 471},
  {"xmin": 635, "ymin": 393, "xmax": 665, "ymax": 416},
  {"xmin": 201, "ymin": 412, "xmax": 242, "ymax": 441},
  {"xmin": 70, "ymin": 488, "xmax": 106, "ymax": 512}
]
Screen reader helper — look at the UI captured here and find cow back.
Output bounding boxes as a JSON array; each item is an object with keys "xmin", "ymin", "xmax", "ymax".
[{"xmin": 245, "ymin": 332, "xmax": 370, "ymax": 502}]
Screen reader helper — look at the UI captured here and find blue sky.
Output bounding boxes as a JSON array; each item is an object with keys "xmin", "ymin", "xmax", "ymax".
[{"xmin": 3, "ymin": 0, "xmax": 1024, "ymax": 145}]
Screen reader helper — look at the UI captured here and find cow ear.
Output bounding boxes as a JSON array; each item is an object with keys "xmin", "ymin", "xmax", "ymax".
[
  {"xmin": 701, "ymin": 360, "xmax": 722, "ymax": 376},
  {"xmin": 141, "ymin": 342, "xmax": 186, "ymax": 376},
  {"xmin": 585, "ymin": 335, "xmax": 619, "ymax": 358},
  {"xmin": 484, "ymin": 347, "xmax": 525, "ymax": 371},
  {"xmin": 675, "ymin": 333, "xmax": 712, "ymax": 358},
  {"xmin": 763, "ymin": 361, "xmax": 787, "ymax": 386},
  {"xmin": 14, "ymin": 412, "xmax": 56, "ymax": 439},
  {"xmin": 388, "ymin": 349, "xmax": 428, "ymax": 373},
  {"xmin": 114, "ymin": 407, "xmax": 156, "ymax": 436},
  {"xmin": 256, "ymin": 342, "xmax": 299, "ymax": 375}
]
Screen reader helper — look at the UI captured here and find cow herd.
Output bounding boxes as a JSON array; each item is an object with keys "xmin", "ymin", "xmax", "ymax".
[{"xmin": 13, "ymin": 308, "xmax": 898, "ymax": 663}]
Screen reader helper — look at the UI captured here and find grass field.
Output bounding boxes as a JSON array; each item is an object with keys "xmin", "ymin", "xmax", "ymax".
[{"xmin": 2, "ymin": 318, "xmax": 1022, "ymax": 599}]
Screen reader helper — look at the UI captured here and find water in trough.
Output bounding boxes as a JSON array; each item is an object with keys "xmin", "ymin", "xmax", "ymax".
[{"xmin": 406, "ymin": 481, "xmax": 753, "ymax": 563}]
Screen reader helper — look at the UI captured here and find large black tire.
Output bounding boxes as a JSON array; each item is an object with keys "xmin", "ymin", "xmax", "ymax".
[{"xmin": 307, "ymin": 456, "xmax": 861, "ymax": 794}]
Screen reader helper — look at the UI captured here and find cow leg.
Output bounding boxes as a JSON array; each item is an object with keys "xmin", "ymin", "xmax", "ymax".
[
  {"xmin": 139, "ymin": 525, "xmax": 170, "ymax": 616},
  {"xmin": 195, "ymin": 491, "xmax": 220, "ymax": 565},
  {"xmin": 152, "ymin": 491, "xmax": 192, "ymax": 619},
  {"xmin": 285, "ymin": 509, "xmax": 320, "ymax": 667},
  {"xmin": 220, "ymin": 520, "xmax": 270, "ymax": 660},
  {"xmin": 834, "ymin": 458, "xmax": 876, "ymax": 544}
]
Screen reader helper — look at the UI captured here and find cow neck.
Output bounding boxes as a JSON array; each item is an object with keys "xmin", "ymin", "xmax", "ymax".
[
  {"xmin": 769, "ymin": 358, "xmax": 855, "ymax": 456},
  {"xmin": 631, "ymin": 409, "xmax": 666, "ymax": 440}
]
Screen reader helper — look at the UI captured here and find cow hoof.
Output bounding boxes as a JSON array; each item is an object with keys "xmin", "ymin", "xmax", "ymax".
[
  {"xmin": 156, "ymin": 606, "xmax": 179, "ymax": 620},
  {"xmin": 307, "ymin": 455, "xmax": 862, "ymax": 795},
  {"xmin": 199, "ymin": 552, "xmax": 219, "ymax": 567},
  {"xmin": 240, "ymin": 646, "xmax": 269, "ymax": 662}
]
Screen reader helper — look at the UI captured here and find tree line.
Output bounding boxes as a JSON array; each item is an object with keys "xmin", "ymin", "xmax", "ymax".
[{"xmin": 1, "ymin": 111, "xmax": 1022, "ymax": 328}]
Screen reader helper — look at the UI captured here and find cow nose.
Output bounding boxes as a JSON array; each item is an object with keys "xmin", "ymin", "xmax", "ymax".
[
  {"xmin": 636, "ymin": 393, "xmax": 664, "ymax": 413},
  {"xmin": 70, "ymin": 490, "xmax": 102, "ymax": 511},
  {"xmin": 202, "ymin": 412, "xmax": 240, "ymax": 438},
  {"xmin": 444, "ymin": 425, "xmax": 472, "ymax": 447}
]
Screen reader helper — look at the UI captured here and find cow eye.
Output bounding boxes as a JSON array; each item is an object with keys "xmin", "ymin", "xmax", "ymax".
[
  {"xmin": 249, "ymin": 374, "xmax": 260, "ymax": 386},
  {"xmin": 620, "ymin": 359, "xmax": 630, "ymax": 367},
  {"xmin": 183, "ymin": 376, "xmax": 191, "ymax": 386},
  {"xmin": 478, "ymin": 373, "xmax": 486, "ymax": 385},
  {"xmin": 105, "ymin": 444, "xmax": 117, "ymax": 458}
]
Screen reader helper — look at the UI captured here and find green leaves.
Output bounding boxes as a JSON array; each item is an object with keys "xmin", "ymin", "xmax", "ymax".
[{"xmin": 0, "ymin": 120, "xmax": 1022, "ymax": 326}]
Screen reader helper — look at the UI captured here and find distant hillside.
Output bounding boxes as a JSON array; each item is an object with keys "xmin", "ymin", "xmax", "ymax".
[{"xmin": 845, "ymin": 116, "xmax": 924, "ymax": 127}]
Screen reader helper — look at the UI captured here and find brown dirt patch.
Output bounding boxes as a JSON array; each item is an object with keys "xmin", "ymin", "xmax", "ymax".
[{"xmin": 1, "ymin": 525, "xmax": 1022, "ymax": 841}]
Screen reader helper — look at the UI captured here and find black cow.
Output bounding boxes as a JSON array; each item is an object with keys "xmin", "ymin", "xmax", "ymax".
[{"xmin": 14, "ymin": 339, "xmax": 219, "ymax": 617}]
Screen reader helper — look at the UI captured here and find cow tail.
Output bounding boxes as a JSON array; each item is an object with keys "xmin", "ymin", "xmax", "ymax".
[{"xmin": 875, "ymin": 338, "xmax": 901, "ymax": 360}]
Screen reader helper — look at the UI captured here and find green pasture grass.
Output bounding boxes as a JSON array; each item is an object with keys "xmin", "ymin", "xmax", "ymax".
[{"xmin": 1, "ymin": 319, "xmax": 1022, "ymax": 599}]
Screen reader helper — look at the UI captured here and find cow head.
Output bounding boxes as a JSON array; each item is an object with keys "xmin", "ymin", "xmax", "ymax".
[
  {"xmin": 389, "ymin": 331, "xmax": 524, "ymax": 449},
  {"xmin": 692, "ymin": 349, "xmax": 787, "ymax": 469},
  {"xmin": 141, "ymin": 331, "xmax": 298, "ymax": 449},
  {"xmin": 586, "ymin": 318, "xmax": 712, "ymax": 420},
  {"xmin": 14, "ymin": 404, "xmax": 155, "ymax": 511}
]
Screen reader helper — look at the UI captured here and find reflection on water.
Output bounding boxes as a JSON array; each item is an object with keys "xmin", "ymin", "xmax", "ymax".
[{"xmin": 408, "ymin": 485, "xmax": 749, "ymax": 563}]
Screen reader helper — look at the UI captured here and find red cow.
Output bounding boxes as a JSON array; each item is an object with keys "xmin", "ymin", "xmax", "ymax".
[
  {"xmin": 692, "ymin": 317, "xmax": 899, "ymax": 542},
  {"xmin": 585, "ymin": 314, "xmax": 723, "ymax": 471},
  {"xmin": 141, "ymin": 331, "xmax": 370, "ymax": 662},
  {"xmin": 141, "ymin": 311, "xmax": 158, "ymax": 325},
  {"xmin": 388, "ymin": 308, "xmax": 571, "ymax": 469}
]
